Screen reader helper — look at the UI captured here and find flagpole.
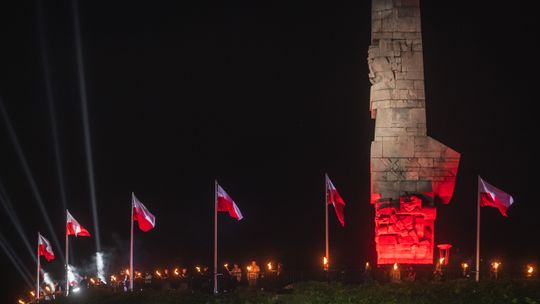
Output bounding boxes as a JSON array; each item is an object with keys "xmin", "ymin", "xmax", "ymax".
[
  {"xmin": 130, "ymin": 195, "xmax": 134, "ymax": 291},
  {"xmin": 214, "ymin": 180, "xmax": 218, "ymax": 294},
  {"xmin": 36, "ymin": 232, "xmax": 40, "ymax": 303},
  {"xmin": 325, "ymin": 174, "xmax": 329, "ymax": 270},
  {"xmin": 475, "ymin": 176, "xmax": 481, "ymax": 282},
  {"xmin": 65, "ymin": 210, "xmax": 70, "ymax": 296}
]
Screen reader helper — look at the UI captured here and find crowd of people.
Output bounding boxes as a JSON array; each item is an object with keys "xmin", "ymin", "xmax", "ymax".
[{"xmin": 73, "ymin": 260, "xmax": 284, "ymax": 295}]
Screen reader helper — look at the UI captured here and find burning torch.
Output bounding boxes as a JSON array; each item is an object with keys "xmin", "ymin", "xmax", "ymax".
[
  {"xmin": 461, "ymin": 262, "xmax": 469, "ymax": 277},
  {"xmin": 526, "ymin": 264, "xmax": 535, "ymax": 278},
  {"xmin": 322, "ymin": 257, "xmax": 329, "ymax": 271}
]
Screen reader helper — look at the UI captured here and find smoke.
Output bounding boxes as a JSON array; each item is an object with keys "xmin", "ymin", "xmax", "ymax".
[
  {"xmin": 42, "ymin": 270, "xmax": 55, "ymax": 292},
  {"xmin": 96, "ymin": 252, "xmax": 106, "ymax": 283},
  {"xmin": 67, "ymin": 264, "xmax": 83, "ymax": 286}
]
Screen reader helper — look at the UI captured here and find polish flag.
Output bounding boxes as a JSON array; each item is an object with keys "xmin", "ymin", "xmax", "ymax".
[
  {"xmin": 38, "ymin": 233, "xmax": 55, "ymax": 262},
  {"xmin": 217, "ymin": 184, "xmax": 243, "ymax": 220},
  {"xmin": 132, "ymin": 193, "xmax": 156, "ymax": 232},
  {"xmin": 478, "ymin": 176, "xmax": 514, "ymax": 217},
  {"xmin": 326, "ymin": 175, "xmax": 346, "ymax": 227},
  {"xmin": 66, "ymin": 210, "xmax": 91, "ymax": 237}
]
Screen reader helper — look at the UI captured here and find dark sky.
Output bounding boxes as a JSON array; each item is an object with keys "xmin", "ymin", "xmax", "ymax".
[{"xmin": 1, "ymin": 0, "xmax": 538, "ymax": 302}]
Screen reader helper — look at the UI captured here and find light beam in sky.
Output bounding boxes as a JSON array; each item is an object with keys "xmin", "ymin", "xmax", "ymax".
[{"xmin": 71, "ymin": 0, "xmax": 101, "ymax": 253}]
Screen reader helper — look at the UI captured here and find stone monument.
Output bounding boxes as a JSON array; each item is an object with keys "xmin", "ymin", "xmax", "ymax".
[{"xmin": 368, "ymin": 0, "xmax": 460, "ymax": 264}]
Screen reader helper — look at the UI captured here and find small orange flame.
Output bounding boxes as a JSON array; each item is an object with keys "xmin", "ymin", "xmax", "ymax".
[
  {"xmin": 29, "ymin": 291, "xmax": 35, "ymax": 297},
  {"xmin": 527, "ymin": 265, "xmax": 534, "ymax": 275},
  {"xmin": 461, "ymin": 262, "xmax": 469, "ymax": 269},
  {"xmin": 393, "ymin": 263, "xmax": 398, "ymax": 271},
  {"xmin": 174, "ymin": 268, "xmax": 179, "ymax": 276},
  {"xmin": 267, "ymin": 262, "xmax": 273, "ymax": 271},
  {"xmin": 195, "ymin": 266, "xmax": 201, "ymax": 273},
  {"xmin": 18, "ymin": 299, "xmax": 25, "ymax": 304},
  {"xmin": 492, "ymin": 261, "xmax": 501, "ymax": 271}
]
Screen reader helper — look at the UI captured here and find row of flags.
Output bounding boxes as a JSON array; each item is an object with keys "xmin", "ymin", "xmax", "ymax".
[
  {"xmin": 35, "ymin": 175, "xmax": 515, "ymax": 262},
  {"xmin": 36, "ymin": 185, "xmax": 246, "ymax": 261},
  {"xmin": 34, "ymin": 175, "xmax": 514, "ymax": 298}
]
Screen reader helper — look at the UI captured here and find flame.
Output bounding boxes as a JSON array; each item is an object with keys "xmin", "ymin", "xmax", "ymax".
[
  {"xmin": 90, "ymin": 278, "xmax": 96, "ymax": 284},
  {"xmin": 45, "ymin": 286, "xmax": 51, "ymax": 292},
  {"xmin": 267, "ymin": 262, "xmax": 273, "ymax": 271},
  {"xmin": 323, "ymin": 257, "xmax": 328, "ymax": 266},
  {"xmin": 195, "ymin": 266, "xmax": 201, "ymax": 273},
  {"xmin": 224, "ymin": 263, "xmax": 229, "ymax": 268},
  {"xmin": 136, "ymin": 271, "xmax": 142, "ymax": 278},
  {"xmin": 155, "ymin": 270, "xmax": 162, "ymax": 277},
  {"xmin": 439, "ymin": 257, "xmax": 445, "ymax": 265},
  {"xmin": 527, "ymin": 265, "xmax": 534, "ymax": 274},
  {"xmin": 247, "ymin": 266, "xmax": 252, "ymax": 271},
  {"xmin": 18, "ymin": 300, "xmax": 25, "ymax": 304},
  {"xmin": 461, "ymin": 262, "xmax": 469, "ymax": 269},
  {"xmin": 366, "ymin": 262, "xmax": 370, "ymax": 268},
  {"xmin": 125, "ymin": 269, "xmax": 130, "ymax": 276},
  {"xmin": 393, "ymin": 263, "xmax": 398, "ymax": 271},
  {"xmin": 29, "ymin": 291, "xmax": 35, "ymax": 297},
  {"xmin": 492, "ymin": 261, "xmax": 501, "ymax": 271},
  {"xmin": 174, "ymin": 268, "xmax": 180, "ymax": 276},
  {"xmin": 111, "ymin": 275, "xmax": 117, "ymax": 282}
]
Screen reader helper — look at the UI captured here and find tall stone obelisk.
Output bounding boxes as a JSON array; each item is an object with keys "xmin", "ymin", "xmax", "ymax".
[{"xmin": 368, "ymin": 0, "xmax": 460, "ymax": 265}]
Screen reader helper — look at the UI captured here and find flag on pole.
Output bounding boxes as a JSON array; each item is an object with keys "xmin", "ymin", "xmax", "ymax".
[
  {"xmin": 66, "ymin": 211, "xmax": 91, "ymax": 237},
  {"xmin": 326, "ymin": 175, "xmax": 346, "ymax": 227},
  {"xmin": 216, "ymin": 184, "xmax": 243, "ymax": 220},
  {"xmin": 132, "ymin": 193, "xmax": 156, "ymax": 232},
  {"xmin": 478, "ymin": 176, "xmax": 514, "ymax": 217},
  {"xmin": 38, "ymin": 233, "xmax": 55, "ymax": 261}
]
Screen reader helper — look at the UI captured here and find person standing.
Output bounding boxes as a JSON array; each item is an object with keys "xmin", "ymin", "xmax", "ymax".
[
  {"xmin": 247, "ymin": 261, "xmax": 260, "ymax": 289},
  {"xmin": 230, "ymin": 264, "xmax": 242, "ymax": 283}
]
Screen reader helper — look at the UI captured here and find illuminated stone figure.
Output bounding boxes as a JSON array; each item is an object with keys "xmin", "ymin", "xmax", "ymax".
[{"xmin": 368, "ymin": 0, "xmax": 460, "ymax": 265}]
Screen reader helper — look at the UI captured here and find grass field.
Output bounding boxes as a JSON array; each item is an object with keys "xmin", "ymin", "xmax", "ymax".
[{"xmin": 50, "ymin": 279, "xmax": 540, "ymax": 304}]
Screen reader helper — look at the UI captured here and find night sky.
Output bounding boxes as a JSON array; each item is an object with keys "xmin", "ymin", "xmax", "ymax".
[{"xmin": 1, "ymin": 1, "xmax": 539, "ymax": 302}]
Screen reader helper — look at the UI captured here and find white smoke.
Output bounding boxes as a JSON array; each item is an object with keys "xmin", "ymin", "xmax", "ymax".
[
  {"xmin": 42, "ymin": 270, "xmax": 55, "ymax": 292},
  {"xmin": 96, "ymin": 252, "xmax": 106, "ymax": 283},
  {"xmin": 67, "ymin": 264, "xmax": 83, "ymax": 286}
]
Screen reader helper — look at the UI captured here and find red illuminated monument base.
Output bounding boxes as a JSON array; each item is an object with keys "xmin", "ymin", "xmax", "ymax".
[{"xmin": 374, "ymin": 196, "xmax": 435, "ymax": 264}]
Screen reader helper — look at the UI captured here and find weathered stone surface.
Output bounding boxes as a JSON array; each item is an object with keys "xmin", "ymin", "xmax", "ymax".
[{"xmin": 369, "ymin": 0, "xmax": 460, "ymax": 265}]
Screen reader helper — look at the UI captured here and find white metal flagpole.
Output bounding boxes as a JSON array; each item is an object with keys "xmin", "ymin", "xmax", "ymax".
[
  {"xmin": 325, "ymin": 174, "xmax": 329, "ymax": 270},
  {"xmin": 475, "ymin": 176, "xmax": 481, "ymax": 282},
  {"xmin": 214, "ymin": 180, "xmax": 218, "ymax": 294},
  {"xmin": 65, "ymin": 210, "xmax": 69, "ymax": 296},
  {"xmin": 36, "ymin": 232, "xmax": 40, "ymax": 303},
  {"xmin": 130, "ymin": 196, "xmax": 134, "ymax": 291}
]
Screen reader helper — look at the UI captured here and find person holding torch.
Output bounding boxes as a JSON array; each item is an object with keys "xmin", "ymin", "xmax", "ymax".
[{"xmin": 247, "ymin": 261, "xmax": 260, "ymax": 289}]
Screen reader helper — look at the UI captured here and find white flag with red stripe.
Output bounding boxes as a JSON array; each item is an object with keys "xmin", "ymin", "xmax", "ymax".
[
  {"xmin": 38, "ymin": 233, "xmax": 55, "ymax": 262},
  {"xmin": 478, "ymin": 176, "xmax": 514, "ymax": 217},
  {"xmin": 66, "ymin": 210, "xmax": 91, "ymax": 237},
  {"xmin": 217, "ymin": 184, "xmax": 243, "ymax": 220},
  {"xmin": 326, "ymin": 175, "xmax": 346, "ymax": 227},
  {"xmin": 132, "ymin": 193, "xmax": 156, "ymax": 232}
]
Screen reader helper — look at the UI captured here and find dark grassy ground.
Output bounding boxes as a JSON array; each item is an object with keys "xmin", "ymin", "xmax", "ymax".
[{"xmin": 51, "ymin": 280, "xmax": 540, "ymax": 304}]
